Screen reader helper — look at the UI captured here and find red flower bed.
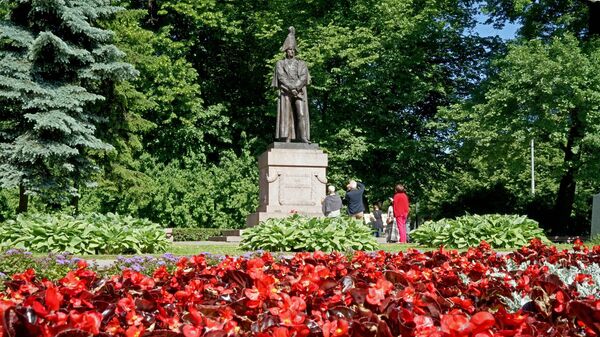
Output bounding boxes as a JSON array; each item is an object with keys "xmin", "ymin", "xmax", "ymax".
[{"xmin": 1, "ymin": 239, "xmax": 600, "ymax": 337}]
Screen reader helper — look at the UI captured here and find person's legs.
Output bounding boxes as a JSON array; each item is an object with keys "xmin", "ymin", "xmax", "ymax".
[{"xmin": 396, "ymin": 215, "xmax": 407, "ymax": 243}]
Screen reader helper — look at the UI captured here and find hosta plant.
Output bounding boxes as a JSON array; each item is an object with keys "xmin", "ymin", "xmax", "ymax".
[
  {"xmin": 0, "ymin": 213, "xmax": 169, "ymax": 254},
  {"xmin": 411, "ymin": 213, "xmax": 549, "ymax": 248},
  {"xmin": 241, "ymin": 214, "xmax": 378, "ymax": 252}
]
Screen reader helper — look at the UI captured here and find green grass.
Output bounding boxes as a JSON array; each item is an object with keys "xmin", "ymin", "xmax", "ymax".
[
  {"xmin": 71, "ymin": 242, "xmax": 578, "ymax": 260},
  {"xmin": 168, "ymin": 243, "xmax": 246, "ymax": 256}
]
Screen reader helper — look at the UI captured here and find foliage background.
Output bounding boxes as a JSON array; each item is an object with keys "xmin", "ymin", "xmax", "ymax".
[{"xmin": 1, "ymin": 0, "xmax": 599, "ymax": 234}]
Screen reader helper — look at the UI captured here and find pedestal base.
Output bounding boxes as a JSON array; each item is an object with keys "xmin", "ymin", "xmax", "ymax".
[{"xmin": 246, "ymin": 142, "xmax": 328, "ymax": 227}]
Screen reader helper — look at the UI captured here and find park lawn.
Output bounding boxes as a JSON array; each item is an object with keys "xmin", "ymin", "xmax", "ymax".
[{"xmin": 72, "ymin": 242, "xmax": 576, "ymax": 260}]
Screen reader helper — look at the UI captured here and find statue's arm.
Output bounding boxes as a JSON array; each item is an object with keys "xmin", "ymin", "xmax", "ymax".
[
  {"xmin": 275, "ymin": 61, "xmax": 294, "ymax": 92},
  {"xmin": 295, "ymin": 62, "xmax": 309, "ymax": 90}
]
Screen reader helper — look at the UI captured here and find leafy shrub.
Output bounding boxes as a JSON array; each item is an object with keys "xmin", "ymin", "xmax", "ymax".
[
  {"xmin": 241, "ymin": 215, "xmax": 378, "ymax": 252},
  {"xmin": 172, "ymin": 228, "xmax": 225, "ymax": 241},
  {"xmin": 411, "ymin": 214, "xmax": 549, "ymax": 249},
  {"xmin": 79, "ymin": 150, "xmax": 258, "ymax": 228},
  {"xmin": 0, "ymin": 213, "xmax": 169, "ymax": 254}
]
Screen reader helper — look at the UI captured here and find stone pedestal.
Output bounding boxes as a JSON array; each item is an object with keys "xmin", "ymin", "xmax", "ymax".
[
  {"xmin": 592, "ymin": 193, "xmax": 600, "ymax": 238},
  {"xmin": 246, "ymin": 142, "xmax": 328, "ymax": 227}
]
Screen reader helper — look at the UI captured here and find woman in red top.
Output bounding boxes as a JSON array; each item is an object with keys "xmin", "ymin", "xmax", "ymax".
[{"xmin": 393, "ymin": 184, "xmax": 410, "ymax": 243}]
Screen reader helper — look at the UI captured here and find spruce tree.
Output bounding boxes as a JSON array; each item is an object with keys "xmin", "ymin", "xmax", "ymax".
[{"xmin": 0, "ymin": 0, "xmax": 137, "ymax": 212}]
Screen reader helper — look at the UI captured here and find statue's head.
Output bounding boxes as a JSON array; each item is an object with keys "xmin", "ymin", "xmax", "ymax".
[
  {"xmin": 285, "ymin": 48, "xmax": 295, "ymax": 58},
  {"xmin": 281, "ymin": 26, "xmax": 298, "ymax": 56}
]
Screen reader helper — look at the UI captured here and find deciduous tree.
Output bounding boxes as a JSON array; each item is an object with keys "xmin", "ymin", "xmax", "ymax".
[{"xmin": 441, "ymin": 35, "xmax": 600, "ymax": 232}]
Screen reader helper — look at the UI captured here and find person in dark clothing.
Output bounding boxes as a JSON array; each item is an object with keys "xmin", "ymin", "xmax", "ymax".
[
  {"xmin": 370, "ymin": 203, "xmax": 384, "ymax": 237},
  {"xmin": 344, "ymin": 180, "xmax": 365, "ymax": 219},
  {"xmin": 322, "ymin": 185, "xmax": 343, "ymax": 217}
]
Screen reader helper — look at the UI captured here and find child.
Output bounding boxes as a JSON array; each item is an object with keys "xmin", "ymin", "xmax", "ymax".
[
  {"xmin": 386, "ymin": 198, "xmax": 399, "ymax": 242},
  {"xmin": 370, "ymin": 203, "xmax": 384, "ymax": 237}
]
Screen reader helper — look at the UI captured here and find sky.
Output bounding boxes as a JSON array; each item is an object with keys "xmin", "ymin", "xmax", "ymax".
[{"xmin": 473, "ymin": 13, "xmax": 520, "ymax": 40}]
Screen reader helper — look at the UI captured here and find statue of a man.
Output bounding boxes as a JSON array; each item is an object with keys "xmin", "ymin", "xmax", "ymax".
[{"xmin": 272, "ymin": 27, "xmax": 311, "ymax": 143}]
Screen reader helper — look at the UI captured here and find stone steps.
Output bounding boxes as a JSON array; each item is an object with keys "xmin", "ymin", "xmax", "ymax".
[
  {"xmin": 209, "ymin": 235, "xmax": 243, "ymax": 243},
  {"xmin": 220, "ymin": 229, "xmax": 244, "ymax": 236}
]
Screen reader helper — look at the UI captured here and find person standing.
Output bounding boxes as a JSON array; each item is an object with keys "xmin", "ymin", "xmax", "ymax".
[
  {"xmin": 371, "ymin": 203, "xmax": 384, "ymax": 237},
  {"xmin": 393, "ymin": 184, "xmax": 410, "ymax": 243},
  {"xmin": 386, "ymin": 198, "xmax": 399, "ymax": 242},
  {"xmin": 344, "ymin": 180, "xmax": 365, "ymax": 219},
  {"xmin": 322, "ymin": 185, "xmax": 343, "ymax": 217}
]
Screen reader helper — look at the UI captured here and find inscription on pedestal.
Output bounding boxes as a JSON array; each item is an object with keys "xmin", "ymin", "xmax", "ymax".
[{"xmin": 279, "ymin": 174, "xmax": 315, "ymax": 206}]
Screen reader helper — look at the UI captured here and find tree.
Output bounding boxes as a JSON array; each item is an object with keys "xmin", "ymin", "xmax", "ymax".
[
  {"xmin": 104, "ymin": 7, "xmax": 231, "ymax": 163},
  {"xmin": 441, "ymin": 35, "xmax": 600, "ymax": 233},
  {"xmin": 264, "ymin": 0, "xmax": 497, "ymax": 203},
  {"xmin": 484, "ymin": 0, "xmax": 600, "ymax": 38},
  {"xmin": 0, "ymin": 0, "xmax": 137, "ymax": 212},
  {"xmin": 110, "ymin": 0, "xmax": 498, "ymax": 211}
]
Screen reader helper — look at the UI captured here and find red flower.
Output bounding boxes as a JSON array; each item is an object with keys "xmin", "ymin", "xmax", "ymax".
[
  {"xmin": 182, "ymin": 324, "xmax": 202, "ymax": 337},
  {"xmin": 122, "ymin": 270, "xmax": 155, "ymax": 290},
  {"xmin": 247, "ymin": 258, "xmax": 266, "ymax": 279},
  {"xmin": 117, "ymin": 295, "xmax": 136, "ymax": 314},
  {"xmin": 470, "ymin": 311, "xmax": 495, "ymax": 334},
  {"xmin": 441, "ymin": 314, "xmax": 472, "ymax": 336},
  {"xmin": 125, "ymin": 325, "xmax": 146, "ymax": 337},
  {"xmin": 11, "ymin": 269, "xmax": 36, "ymax": 282},
  {"xmin": 59, "ymin": 271, "xmax": 86, "ymax": 293},
  {"xmin": 69, "ymin": 310, "xmax": 102, "ymax": 335},
  {"xmin": 44, "ymin": 284, "xmax": 62, "ymax": 312},
  {"xmin": 270, "ymin": 293, "xmax": 307, "ymax": 326},
  {"xmin": 153, "ymin": 265, "xmax": 170, "ymax": 280},
  {"xmin": 449, "ymin": 297, "xmax": 475, "ymax": 313},
  {"xmin": 245, "ymin": 287, "xmax": 262, "ymax": 308},
  {"xmin": 126, "ymin": 310, "xmax": 145, "ymax": 327},
  {"xmin": 325, "ymin": 319, "xmax": 349, "ymax": 337},
  {"xmin": 366, "ymin": 278, "xmax": 393, "ymax": 306},
  {"xmin": 45, "ymin": 311, "xmax": 68, "ymax": 329},
  {"xmin": 1, "ymin": 240, "xmax": 599, "ymax": 337},
  {"xmin": 272, "ymin": 326, "xmax": 290, "ymax": 337}
]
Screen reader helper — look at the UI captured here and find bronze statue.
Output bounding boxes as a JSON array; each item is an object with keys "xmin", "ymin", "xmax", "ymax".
[{"xmin": 272, "ymin": 27, "xmax": 311, "ymax": 143}]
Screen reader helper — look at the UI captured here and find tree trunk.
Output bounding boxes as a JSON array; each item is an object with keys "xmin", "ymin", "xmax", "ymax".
[
  {"xmin": 70, "ymin": 172, "xmax": 80, "ymax": 214},
  {"xmin": 70, "ymin": 194, "xmax": 79, "ymax": 214},
  {"xmin": 554, "ymin": 166, "xmax": 577, "ymax": 233},
  {"xmin": 17, "ymin": 183, "xmax": 28, "ymax": 213},
  {"xmin": 553, "ymin": 109, "xmax": 584, "ymax": 233}
]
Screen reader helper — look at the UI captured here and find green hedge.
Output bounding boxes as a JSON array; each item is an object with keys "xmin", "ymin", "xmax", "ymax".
[
  {"xmin": 411, "ymin": 214, "xmax": 550, "ymax": 249},
  {"xmin": 0, "ymin": 213, "xmax": 169, "ymax": 255},
  {"xmin": 241, "ymin": 215, "xmax": 378, "ymax": 252},
  {"xmin": 171, "ymin": 228, "xmax": 226, "ymax": 241}
]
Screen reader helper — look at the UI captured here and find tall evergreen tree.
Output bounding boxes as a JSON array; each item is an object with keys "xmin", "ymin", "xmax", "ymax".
[{"xmin": 0, "ymin": 0, "xmax": 137, "ymax": 212}]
